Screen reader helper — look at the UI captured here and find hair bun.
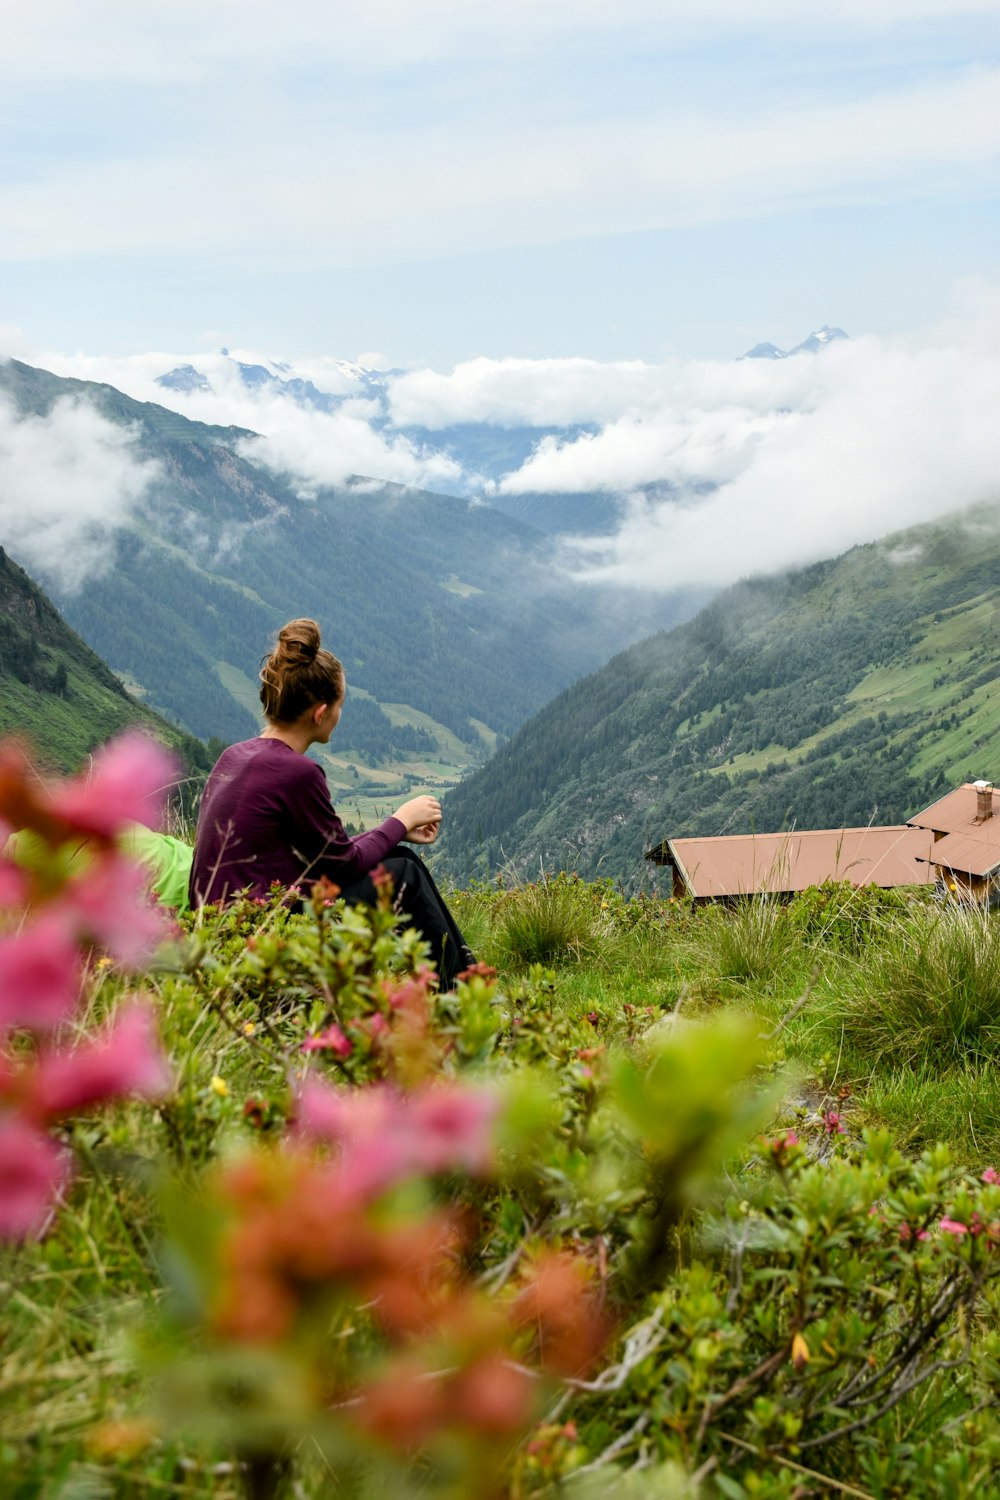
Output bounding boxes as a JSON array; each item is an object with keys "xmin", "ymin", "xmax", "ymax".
[
  {"xmin": 260, "ymin": 617, "xmax": 343, "ymax": 724},
  {"xmin": 276, "ymin": 617, "xmax": 321, "ymax": 663}
]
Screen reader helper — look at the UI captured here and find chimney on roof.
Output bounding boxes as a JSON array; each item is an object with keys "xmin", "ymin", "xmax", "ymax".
[{"xmin": 973, "ymin": 779, "xmax": 994, "ymax": 821}]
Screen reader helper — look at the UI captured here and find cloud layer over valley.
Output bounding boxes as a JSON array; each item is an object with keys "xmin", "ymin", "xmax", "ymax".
[{"xmin": 17, "ymin": 280, "xmax": 1000, "ymax": 599}]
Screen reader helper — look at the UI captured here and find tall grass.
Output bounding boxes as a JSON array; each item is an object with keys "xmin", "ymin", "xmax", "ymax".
[
  {"xmin": 687, "ymin": 893, "xmax": 809, "ymax": 990},
  {"xmin": 826, "ymin": 901, "xmax": 1000, "ymax": 1069},
  {"xmin": 491, "ymin": 875, "xmax": 616, "ymax": 968}
]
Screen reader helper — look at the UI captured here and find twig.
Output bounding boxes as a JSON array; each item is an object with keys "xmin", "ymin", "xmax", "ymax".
[
  {"xmin": 694, "ymin": 1345, "xmax": 788, "ymax": 1449},
  {"xmin": 566, "ymin": 1413, "xmax": 650, "ymax": 1478},
  {"xmin": 725, "ymin": 1214, "xmax": 752, "ymax": 1316},
  {"xmin": 797, "ymin": 1357, "xmax": 967, "ymax": 1453},
  {"xmin": 720, "ymin": 1431, "xmax": 877, "ymax": 1499},
  {"xmin": 762, "ymin": 965, "xmax": 819, "ymax": 1040}
]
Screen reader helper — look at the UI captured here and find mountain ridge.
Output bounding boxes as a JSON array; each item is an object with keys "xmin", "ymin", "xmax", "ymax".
[{"xmin": 432, "ymin": 504, "xmax": 1000, "ymax": 888}]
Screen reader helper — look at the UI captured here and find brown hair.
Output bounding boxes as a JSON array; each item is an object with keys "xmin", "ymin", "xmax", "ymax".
[{"xmin": 259, "ymin": 618, "xmax": 344, "ymax": 724}]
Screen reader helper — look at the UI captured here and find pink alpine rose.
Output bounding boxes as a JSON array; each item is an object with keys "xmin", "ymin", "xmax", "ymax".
[
  {"xmin": 0, "ymin": 858, "xmax": 27, "ymax": 908},
  {"xmin": 0, "ymin": 913, "xmax": 81, "ymax": 1033},
  {"xmin": 301, "ymin": 1024, "xmax": 353, "ymax": 1058},
  {"xmin": 34, "ymin": 1003, "xmax": 172, "ymax": 1116},
  {"xmin": 0, "ymin": 1115, "xmax": 73, "ymax": 1239},
  {"xmin": 49, "ymin": 733, "xmax": 177, "ymax": 839},
  {"xmin": 59, "ymin": 853, "xmax": 167, "ymax": 967}
]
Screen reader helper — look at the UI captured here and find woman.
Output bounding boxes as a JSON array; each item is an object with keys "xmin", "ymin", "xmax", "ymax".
[{"xmin": 189, "ymin": 618, "xmax": 475, "ymax": 989}]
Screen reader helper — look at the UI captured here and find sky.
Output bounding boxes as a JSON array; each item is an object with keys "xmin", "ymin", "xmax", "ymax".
[
  {"xmin": 2, "ymin": 0, "xmax": 998, "ymax": 364},
  {"xmin": 1, "ymin": 1, "xmax": 999, "ymax": 602}
]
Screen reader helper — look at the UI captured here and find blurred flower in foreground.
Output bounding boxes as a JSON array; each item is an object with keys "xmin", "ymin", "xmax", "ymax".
[
  {"xmin": 156, "ymin": 1072, "xmax": 609, "ymax": 1474},
  {"xmin": 0, "ymin": 733, "xmax": 174, "ymax": 1241}
]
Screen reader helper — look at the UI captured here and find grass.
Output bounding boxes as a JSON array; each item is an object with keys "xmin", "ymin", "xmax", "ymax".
[
  {"xmin": 823, "ymin": 900, "xmax": 1000, "ymax": 1069},
  {"xmin": 451, "ymin": 877, "xmax": 1000, "ymax": 1164}
]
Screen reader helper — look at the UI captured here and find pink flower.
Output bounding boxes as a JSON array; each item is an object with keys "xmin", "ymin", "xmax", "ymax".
[
  {"xmin": 0, "ymin": 859, "xmax": 27, "ymax": 908},
  {"xmin": 982, "ymin": 1168, "xmax": 1000, "ymax": 1185},
  {"xmin": 383, "ymin": 970, "xmax": 434, "ymax": 1015},
  {"xmin": 767, "ymin": 1131, "xmax": 799, "ymax": 1161},
  {"xmin": 899, "ymin": 1223, "xmax": 930, "ymax": 1243},
  {"xmin": 939, "ymin": 1217, "xmax": 969, "ymax": 1237},
  {"xmin": 48, "ymin": 733, "xmax": 177, "ymax": 839},
  {"xmin": 0, "ymin": 1115, "xmax": 73, "ymax": 1239},
  {"xmin": 0, "ymin": 913, "xmax": 82, "ymax": 1033},
  {"xmin": 293, "ymin": 1076, "xmax": 500, "ymax": 1197},
  {"xmin": 822, "ymin": 1110, "xmax": 846, "ymax": 1136},
  {"xmin": 34, "ymin": 1004, "xmax": 172, "ymax": 1115},
  {"xmin": 58, "ymin": 853, "xmax": 167, "ymax": 966},
  {"xmin": 406, "ymin": 1084, "xmax": 500, "ymax": 1177},
  {"xmin": 302, "ymin": 1024, "xmax": 353, "ymax": 1059}
]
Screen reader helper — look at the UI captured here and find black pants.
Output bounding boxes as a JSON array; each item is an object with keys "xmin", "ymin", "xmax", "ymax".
[{"xmin": 339, "ymin": 851, "xmax": 474, "ymax": 991}]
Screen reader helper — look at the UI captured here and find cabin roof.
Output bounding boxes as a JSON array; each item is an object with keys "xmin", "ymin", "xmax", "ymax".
[
  {"xmin": 908, "ymin": 782, "xmax": 1000, "ymax": 835},
  {"xmin": 917, "ymin": 830, "xmax": 1000, "ymax": 879},
  {"xmin": 649, "ymin": 826, "xmax": 934, "ymax": 900}
]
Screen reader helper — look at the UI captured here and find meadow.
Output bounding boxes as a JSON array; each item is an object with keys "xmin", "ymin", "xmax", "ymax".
[{"xmin": 2, "ymin": 743, "xmax": 999, "ymax": 1500}]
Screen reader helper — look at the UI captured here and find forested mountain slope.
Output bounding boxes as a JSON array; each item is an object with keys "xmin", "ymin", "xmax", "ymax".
[
  {"xmin": 0, "ymin": 546, "xmax": 214, "ymax": 779},
  {"xmin": 434, "ymin": 506, "xmax": 1000, "ymax": 887},
  {"xmin": 0, "ymin": 359, "xmax": 689, "ymax": 754}
]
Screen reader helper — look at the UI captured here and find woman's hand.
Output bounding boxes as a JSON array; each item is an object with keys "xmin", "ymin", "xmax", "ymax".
[
  {"xmin": 407, "ymin": 821, "xmax": 440, "ymax": 845},
  {"xmin": 394, "ymin": 794, "xmax": 443, "ymax": 836}
]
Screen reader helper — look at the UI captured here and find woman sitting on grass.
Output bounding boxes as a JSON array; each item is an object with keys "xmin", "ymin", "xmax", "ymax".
[{"xmin": 189, "ymin": 618, "xmax": 475, "ymax": 990}]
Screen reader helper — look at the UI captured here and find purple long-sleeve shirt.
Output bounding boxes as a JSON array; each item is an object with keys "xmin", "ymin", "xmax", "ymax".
[{"xmin": 189, "ymin": 738, "xmax": 406, "ymax": 907}]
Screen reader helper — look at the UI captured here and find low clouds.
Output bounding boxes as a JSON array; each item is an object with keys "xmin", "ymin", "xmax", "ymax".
[
  {"xmin": 233, "ymin": 403, "xmax": 464, "ymax": 496},
  {"xmin": 0, "ymin": 393, "xmax": 159, "ymax": 592},
  {"xmin": 26, "ymin": 349, "xmax": 466, "ymax": 497},
  {"xmin": 16, "ymin": 282, "xmax": 1000, "ymax": 599},
  {"xmin": 388, "ymin": 285, "xmax": 1000, "ymax": 592},
  {"xmin": 556, "ymin": 289, "xmax": 1000, "ymax": 588}
]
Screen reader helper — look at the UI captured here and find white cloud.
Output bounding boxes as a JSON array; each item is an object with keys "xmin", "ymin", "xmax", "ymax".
[
  {"xmin": 233, "ymin": 403, "xmax": 465, "ymax": 495},
  {"xmin": 25, "ymin": 347, "xmax": 466, "ymax": 495},
  {"xmin": 1, "ymin": 67, "xmax": 994, "ymax": 266},
  {"xmin": 11, "ymin": 282, "xmax": 1000, "ymax": 598},
  {"xmin": 558, "ymin": 284, "xmax": 1000, "ymax": 588},
  {"xmin": 3, "ymin": 1, "xmax": 996, "ymax": 81},
  {"xmin": 0, "ymin": 393, "xmax": 160, "ymax": 592}
]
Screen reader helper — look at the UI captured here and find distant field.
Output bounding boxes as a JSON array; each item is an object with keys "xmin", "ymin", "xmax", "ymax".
[{"xmin": 318, "ymin": 700, "xmax": 496, "ymax": 827}]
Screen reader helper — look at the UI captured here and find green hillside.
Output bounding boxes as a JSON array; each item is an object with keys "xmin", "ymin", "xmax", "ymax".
[
  {"xmin": 0, "ymin": 546, "xmax": 215, "ymax": 782},
  {"xmin": 435, "ymin": 505, "xmax": 1000, "ymax": 887},
  {"xmin": 0, "ymin": 360, "xmax": 689, "ymax": 771}
]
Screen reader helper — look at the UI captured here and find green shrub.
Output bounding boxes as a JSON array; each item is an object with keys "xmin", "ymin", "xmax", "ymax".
[{"xmin": 789, "ymin": 878, "xmax": 927, "ymax": 953}]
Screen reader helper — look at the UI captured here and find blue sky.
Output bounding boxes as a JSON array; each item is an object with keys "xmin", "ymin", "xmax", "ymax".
[{"xmin": 2, "ymin": 0, "xmax": 998, "ymax": 365}]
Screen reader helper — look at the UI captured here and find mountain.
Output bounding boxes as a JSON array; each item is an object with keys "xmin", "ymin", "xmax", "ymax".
[
  {"xmin": 740, "ymin": 341, "xmax": 787, "ymax": 361},
  {"xmin": 0, "ymin": 545, "xmax": 215, "ymax": 780},
  {"xmin": 156, "ymin": 351, "xmax": 395, "ymax": 412},
  {"xmin": 0, "ymin": 358, "xmax": 690, "ymax": 773},
  {"xmin": 740, "ymin": 326, "xmax": 849, "ymax": 360},
  {"xmin": 152, "ymin": 353, "xmax": 603, "ymax": 507},
  {"xmin": 432, "ymin": 505, "xmax": 1000, "ymax": 888},
  {"xmin": 788, "ymin": 325, "xmax": 849, "ymax": 356}
]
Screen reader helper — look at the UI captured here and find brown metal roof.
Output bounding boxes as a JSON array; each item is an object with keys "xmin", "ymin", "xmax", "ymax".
[
  {"xmin": 909, "ymin": 782, "xmax": 999, "ymax": 834},
  {"xmin": 917, "ymin": 830, "xmax": 1000, "ymax": 879},
  {"xmin": 663, "ymin": 826, "xmax": 934, "ymax": 900}
]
